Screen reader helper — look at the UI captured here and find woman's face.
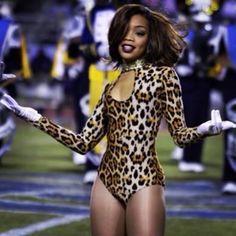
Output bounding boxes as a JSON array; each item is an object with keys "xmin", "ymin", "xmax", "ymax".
[{"xmin": 118, "ymin": 14, "xmax": 149, "ymax": 62}]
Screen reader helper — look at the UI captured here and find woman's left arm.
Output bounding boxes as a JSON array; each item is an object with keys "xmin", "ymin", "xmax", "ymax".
[
  {"xmin": 160, "ymin": 67, "xmax": 203, "ymax": 147},
  {"xmin": 160, "ymin": 67, "xmax": 236, "ymax": 147}
]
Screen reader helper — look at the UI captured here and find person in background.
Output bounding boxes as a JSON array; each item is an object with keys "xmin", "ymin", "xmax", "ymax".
[
  {"xmin": 209, "ymin": 23, "xmax": 236, "ymax": 194},
  {"xmin": 0, "ymin": 4, "xmax": 235, "ymax": 236},
  {"xmin": 84, "ymin": 0, "xmax": 117, "ymax": 184},
  {"xmin": 0, "ymin": 2, "xmax": 31, "ymax": 96},
  {"xmin": 51, "ymin": 1, "xmax": 95, "ymax": 183},
  {"xmin": 172, "ymin": 10, "xmax": 215, "ymax": 173},
  {"xmin": 0, "ymin": 2, "xmax": 30, "ymax": 160}
]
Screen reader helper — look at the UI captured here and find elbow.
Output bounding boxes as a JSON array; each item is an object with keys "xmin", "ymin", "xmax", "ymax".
[
  {"xmin": 174, "ymin": 139, "xmax": 186, "ymax": 148},
  {"xmin": 172, "ymin": 134, "xmax": 190, "ymax": 148},
  {"xmin": 173, "ymin": 136, "xmax": 198, "ymax": 148},
  {"xmin": 74, "ymin": 142, "xmax": 91, "ymax": 155}
]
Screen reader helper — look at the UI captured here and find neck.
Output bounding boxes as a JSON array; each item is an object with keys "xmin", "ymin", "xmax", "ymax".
[{"xmin": 121, "ymin": 58, "xmax": 145, "ymax": 72}]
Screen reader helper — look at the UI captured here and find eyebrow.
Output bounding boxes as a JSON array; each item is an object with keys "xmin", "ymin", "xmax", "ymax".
[{"xmin": 133, "ymin": 25, "xmax": 148, "ymax": 30}]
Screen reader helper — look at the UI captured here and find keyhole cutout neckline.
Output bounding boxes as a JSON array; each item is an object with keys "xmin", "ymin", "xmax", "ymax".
[
  {"xmin": 109, "ymin": 70, "xmax": 136, "ymax": 102},
  {"xmin": 109, "ymin": 59, "xmax": 145, "ymax": 102}
]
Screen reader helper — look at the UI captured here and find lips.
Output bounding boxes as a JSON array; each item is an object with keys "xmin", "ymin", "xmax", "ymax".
[{"xmin": 122, "ymin": 44, "xmax": 135, "ymax": 53}]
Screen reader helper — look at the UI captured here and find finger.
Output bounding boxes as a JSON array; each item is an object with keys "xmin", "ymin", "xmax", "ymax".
[
  {"xmin": 210, "ymin": 110, "xmax": 222, "ymax": 134},
  {"xmin": 211, "ymin": 110, "xmax": 216, "ymax": 125},
  {"xmin": 215, "ymin": 110, "xmax": 223, "ymax": 131},
  {"xmin": 209, "ymin": 110, "xmax": 221, "ymax": 134},
  {"xmin": 222, "ymin": 121, "xmax": 236, "ymax": 130},
  {"xmin": 215, "ymin": 110, "xmax": 222, "ymax": 123}
]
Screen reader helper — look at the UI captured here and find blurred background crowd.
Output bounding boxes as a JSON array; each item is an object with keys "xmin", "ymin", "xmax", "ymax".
[{"xmin": 0, "ymin": 0, "xmax": 236, "ymax": 193}]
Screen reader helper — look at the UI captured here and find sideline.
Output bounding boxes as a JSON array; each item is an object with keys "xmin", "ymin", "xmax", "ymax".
[
  {"xmin": 1, "ymin": 171, "xmax": 236, "ymax": 234},
  {"xmin": 0, "ymin": 214, "xmax": 89, "ymax": 236}
]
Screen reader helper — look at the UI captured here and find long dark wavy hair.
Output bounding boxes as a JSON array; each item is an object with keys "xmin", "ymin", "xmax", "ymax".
[{"xmin": 108, "ymin": 4, "xmax": 186, "ymax": 67}]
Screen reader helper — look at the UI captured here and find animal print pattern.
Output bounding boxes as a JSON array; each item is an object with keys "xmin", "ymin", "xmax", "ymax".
[{"xmin": 32, "ymin": 65, "xmax": 202, "ymax": 205}]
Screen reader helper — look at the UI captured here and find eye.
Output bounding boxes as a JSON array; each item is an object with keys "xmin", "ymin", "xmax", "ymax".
[{"xmin": 136, "ymin": 31, "xmax": 146, "ymax": 36}]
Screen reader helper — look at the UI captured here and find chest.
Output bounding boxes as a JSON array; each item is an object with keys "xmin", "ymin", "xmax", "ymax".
[
  {"xmin": 107, "ymin": 69, "xmax": 162, "ymax": 108},
  {"xmin": 109, "ymin": 71, "xmax": 136, "ymax": 101}
]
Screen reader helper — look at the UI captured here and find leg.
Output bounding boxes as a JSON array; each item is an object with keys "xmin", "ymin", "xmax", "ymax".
[
  {"xmin": 181, "ymin": 78, "xmax": 210, "ymax": 164},
  {"xmin": 182, "ymin": 141, "xmax": 204, "ymax": 163},
  {"xmin": 126, "ymin": 185, "xmax": 166, "ymax": 236},
  {"xmin": 90, "ymin": 177, "xmax": 126, "ymax": 236}
]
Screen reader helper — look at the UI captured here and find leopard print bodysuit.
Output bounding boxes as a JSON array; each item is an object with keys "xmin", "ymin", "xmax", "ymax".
[{"xmin": 32, "ymin": 65, "xmax": 202, "ymax": 206}]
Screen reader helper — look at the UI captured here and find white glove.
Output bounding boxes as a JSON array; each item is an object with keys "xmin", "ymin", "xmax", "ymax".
[
  {"xmin": 1, "ymin": 73, "xmax": 16, "ymax": 80},
  {"xmin": 197, "ymin": 109, "xmax": 236, "ymax": 136},
  {"xmin": 0, "ymin": 92, "xmax": 42, "ymax": 122}
]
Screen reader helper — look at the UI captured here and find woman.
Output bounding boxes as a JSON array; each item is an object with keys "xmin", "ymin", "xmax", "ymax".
[{"xmin": 1, "ymin": 4, "xmax": 235, "ymax": 236}]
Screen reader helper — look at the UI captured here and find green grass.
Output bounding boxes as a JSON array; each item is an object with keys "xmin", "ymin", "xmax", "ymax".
[
  {"xmin": 29, "ymin": 218, "xmax": 236, "ymax": 236},
  {"xmin": 166, "ymin": 218, "xmax": 236, "ymax": 236},
  {"xmin": 156, "ymin": 131, "xmax": 223, "ymax": 181},
  {"xmin": 1, "ymin": 215, "xmax": 235, "ymax": 236},
  {"xmin": 0, "ymin": 212, "xmax": 56, "ymax": 232},
  {"xmin": 0, "ymin": 121, "xmax": 228, "ymax": 235},
  {"xmin": 1, "ymin": 122, "xmax": 82, "ymax": 173},
  {"xmin": 31, "ymin": 219, "xmax": 90, "ymax": 236}
]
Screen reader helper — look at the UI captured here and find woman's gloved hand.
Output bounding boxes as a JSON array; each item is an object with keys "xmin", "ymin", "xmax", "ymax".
[
  {"xmin": 0, "ymin": 92, "xmax": 42, "ymax": 122},
  {"xmin": 197, "ymin": 109, "xmax": 236, "ymax": 136}
]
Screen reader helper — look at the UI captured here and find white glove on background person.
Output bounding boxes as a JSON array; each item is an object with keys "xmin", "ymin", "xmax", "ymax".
[
  {"xmin": 0, "ymin": 92, "xmax": 42, "ymax": 122},
  {"xmin": 197, "ymin": 109, "xmax": 236, "ymax": 136},
  {"xmin": 1, "ymin": 73, "xmax": 16, "ymax": 80},
  {"xmin": 0, "ymin": 61, "xmax": 16, "ymax": 81}
]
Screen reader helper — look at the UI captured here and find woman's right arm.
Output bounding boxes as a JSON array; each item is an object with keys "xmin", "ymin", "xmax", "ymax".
[
  {"xmin": 0, "ymin": 87, "xmax": 109, "ymax": 154},
  {"xmin": 33, "ymin": 93, "xmax": 108, "ymax": 154}
]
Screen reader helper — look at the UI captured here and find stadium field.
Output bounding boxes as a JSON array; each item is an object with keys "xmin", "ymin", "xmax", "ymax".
[{"xmin": 0, "ymin": 121, "xmax": 236, "ymax": 236}]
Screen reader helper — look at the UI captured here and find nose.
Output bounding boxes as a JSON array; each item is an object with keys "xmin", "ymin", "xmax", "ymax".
[{"xmin": 124, "ymin": 30, "xmax": 134, "ymax": 41}]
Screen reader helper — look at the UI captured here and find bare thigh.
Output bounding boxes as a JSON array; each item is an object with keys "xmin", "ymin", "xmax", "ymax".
[
  {"xmin": 126, "ymin": 185, "xmax": 166, "ymax": 236},
  {"xmin": 90, "ymin": 177, "xmax": 126, "ymax": 236}
]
